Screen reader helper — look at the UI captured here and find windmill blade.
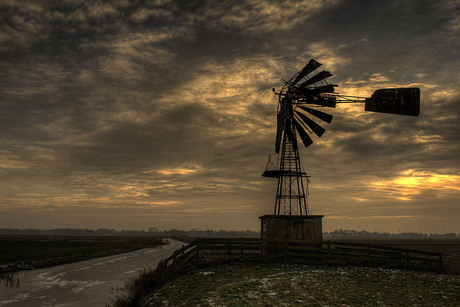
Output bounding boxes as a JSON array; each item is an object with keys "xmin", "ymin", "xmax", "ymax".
[
  {"xmin": 295, "ymin": 111, "xmax": 326, "ymax": 137},
  {"xmin": 275, "ymin": 112, "xmax": 284, "ymax": 153},
  {"xmin": 299, "ymin": 84, "xmax": 337, "ymax": 96},
  {"xmin": 286, "ymin": 117, "xmax": 299, "ymax": 150},
  {"xmin": 291, "ymin": 59, "xmax": 322, "ymax": 85},
  {"xmin": 298, "ymin": 70, "xmax": 333, "ymax": 88},
  {"xmin": 298, "ymin": 106, "xmax": 333, "ymax": 124},
  {"xmin": 275, "ymin": 99, "xmax": 288, "ymax": 153},
  {"xmin": 286, "ymin": 117, "xmax": 296, "ymax": 142},
  {"xmin": 365, "ymin": 88, "xmax": 420, "ymax": 116},
  {"xmin": 293, "ymin": 118, "xmax": 313, "ymax": 148},
  {"xmin": 310, "ymin": 95, "xmax": 337, "ymax": 108}
]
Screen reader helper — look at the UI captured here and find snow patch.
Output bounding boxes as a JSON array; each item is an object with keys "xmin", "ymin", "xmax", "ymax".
[{"xmin": 196, "ymin": 271, "xmax": 215, "ymax": 276}]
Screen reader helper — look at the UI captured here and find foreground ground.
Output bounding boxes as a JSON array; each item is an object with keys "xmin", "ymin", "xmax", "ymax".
[{"xmin": 144, "ymin": 262, "xmax": 460, "ymax": 306}]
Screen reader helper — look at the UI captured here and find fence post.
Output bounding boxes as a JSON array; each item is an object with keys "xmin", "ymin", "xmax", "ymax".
[
  {"xmin": 439, "ymin": 253, "xmax": 443, "ymax": 270},
  {"xmin": 195, "ymin": 238, "xmax": 200, "ymax": 267},
  {"xmin": 284, "ymin": 239, "xmax": 287, "ymax": 260},
  {"xmin": 401, "ymin": 251, "xmax": 406, "ymax": 269},
  {"xmin": 240, "ymin": 237, "xmax": 244, "ymax": 260},
  {"xmin": 260, "ymin": 237, "xmax": 264, "ymax": 256},
  {"xmin": 367, "ymin": 243, "xmax": 371, "ymax": 265}
]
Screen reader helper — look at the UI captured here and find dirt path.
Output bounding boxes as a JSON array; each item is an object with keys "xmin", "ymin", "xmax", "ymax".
[{"xmin": 0, "ymin": 239, "xmax": 184, "ymax": 306}]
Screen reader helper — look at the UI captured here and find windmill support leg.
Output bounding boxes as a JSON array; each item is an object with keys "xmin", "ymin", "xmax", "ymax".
[{"xmin": 274, "ymin": 125, "xmax": 309, "ymax": 216}]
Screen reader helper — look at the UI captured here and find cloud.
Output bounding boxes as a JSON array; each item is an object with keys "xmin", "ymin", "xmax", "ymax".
[
  {"xmin": 0, "ymin": 0, "xmax": 459, "ymax": 232},
  {"xmin": 158, "ymin": 165, "xmax": 202, "ymax": 175},
  {"xmin": 191, "ymin": 0, "xmax": 338, "ymax": 33},
  {"xmin": 0, "ymin": 0, "xmax": 46, "ymax": 51},
  {"xmin": 130, "ymin": 7, "xmax": 174, "ymax": 23}
]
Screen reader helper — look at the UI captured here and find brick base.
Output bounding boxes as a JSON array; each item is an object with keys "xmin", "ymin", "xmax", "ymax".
[{"xmin": 259, "ymin": 215, "xmax": 323, "ymax": 242}]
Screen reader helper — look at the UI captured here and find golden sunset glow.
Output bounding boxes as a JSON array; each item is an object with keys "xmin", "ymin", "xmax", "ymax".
[
  {"xmin": 371, "ymin": 170, "xmax": 460, "ymax": 200},
  {"xmin": 158, "ymin": 165, "xmax": 202, "ymax": 176}
]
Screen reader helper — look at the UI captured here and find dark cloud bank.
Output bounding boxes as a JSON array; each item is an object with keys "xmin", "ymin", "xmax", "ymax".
[{"xmin": 0, "ymin": 0, "xmax": 459, "ymax": 232}]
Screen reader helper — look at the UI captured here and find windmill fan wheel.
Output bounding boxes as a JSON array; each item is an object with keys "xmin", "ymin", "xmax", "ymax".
[{"xmin": 275, "ymin": 59, "xmax": 337, "ymax": 153}]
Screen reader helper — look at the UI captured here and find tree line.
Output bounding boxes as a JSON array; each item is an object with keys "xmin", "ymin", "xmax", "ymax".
[{"xmin": 1, "ymin": 228, "xmax": 458, "ymax": 238}]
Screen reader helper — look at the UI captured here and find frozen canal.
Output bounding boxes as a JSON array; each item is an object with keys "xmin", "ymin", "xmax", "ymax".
[{"xmin": 0, "ymin": 239, "xmax": 183, "ymax": 306}]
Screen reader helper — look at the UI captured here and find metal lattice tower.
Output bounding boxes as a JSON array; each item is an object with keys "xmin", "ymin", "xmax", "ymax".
[{"xmin": 274, "ymin": 117, "xmax": 308, "ymax": 215}]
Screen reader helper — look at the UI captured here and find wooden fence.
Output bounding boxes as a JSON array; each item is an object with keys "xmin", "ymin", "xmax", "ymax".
[
  {"xmin": 142, "ymin": 237, "xmax": 460, "ymax": 299},
  {"xmin": 158, "ymin": 237, "xmax": 459, "ymax": 276}
]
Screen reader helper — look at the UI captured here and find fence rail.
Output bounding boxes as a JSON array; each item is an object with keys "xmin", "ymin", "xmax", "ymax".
[{"xmin": 198, "ymin": 238, "xmax": 445, "ymax": 270}]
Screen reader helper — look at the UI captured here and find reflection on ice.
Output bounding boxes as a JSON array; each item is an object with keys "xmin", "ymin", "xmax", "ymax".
[{"xmin": 0, "ymin": 292, "xmax": 30, "ymax": 305}]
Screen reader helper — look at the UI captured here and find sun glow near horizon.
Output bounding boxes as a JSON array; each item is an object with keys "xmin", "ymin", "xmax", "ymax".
[{"xmin": 370, "ymin": 169, "xmax": 460, "ymax": 200}]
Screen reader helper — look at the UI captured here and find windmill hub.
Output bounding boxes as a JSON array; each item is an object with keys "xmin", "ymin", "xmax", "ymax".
[{"xmin": 260, "ymin": 59, "xmax": 420, "ymax": 242}]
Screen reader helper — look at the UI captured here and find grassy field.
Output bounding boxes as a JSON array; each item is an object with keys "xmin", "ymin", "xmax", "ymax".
[
  {"xmin": 143, "ymin": 262, "xmax": 460, "ymax": 306},
  {"xmin": 0, "ymin": 234, "xmax": 165, "ymax": 273}
]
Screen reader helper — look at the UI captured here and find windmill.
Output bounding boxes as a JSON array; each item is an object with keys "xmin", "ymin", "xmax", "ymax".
[{"xmin": 260, "ymin": 59, "xmax": 420, "ymax": 241}]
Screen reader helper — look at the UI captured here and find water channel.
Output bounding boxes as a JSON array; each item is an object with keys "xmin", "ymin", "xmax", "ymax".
[{"xmin": 0, "ymin": 239, "xmax": 183, "ymax": 306}]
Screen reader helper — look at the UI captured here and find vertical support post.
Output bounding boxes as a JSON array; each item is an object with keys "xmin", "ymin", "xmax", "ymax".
[
  {"xmin": 367, "ymin": 243, "xmax": 371, "ymax": 266},
  {"xmin": 260, "ymin": 237, "xmax": 263, "ymax": 256},
  {"xmin": 195, "ymin": 238, "xmax": 200, "ymax": 267},
  {"xmin": 283, "ymin": 239, "xmax": 288, "ymax": 260},
  {"xmin": 240, "ymin": 237, "xmax": 244, "ymax": 260}
]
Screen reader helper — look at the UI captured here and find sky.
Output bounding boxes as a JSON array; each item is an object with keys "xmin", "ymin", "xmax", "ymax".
[{"xmin": 1, "ymin": 0, "xmax": 459, "ymax": 233}]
